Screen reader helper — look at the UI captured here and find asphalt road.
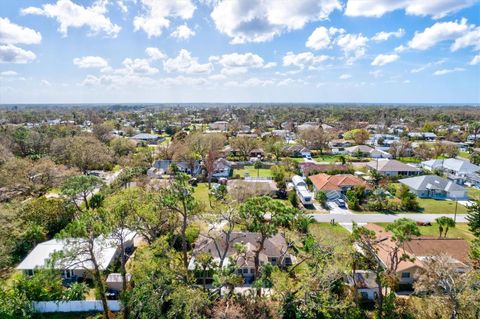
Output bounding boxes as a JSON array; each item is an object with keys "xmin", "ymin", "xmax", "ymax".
[{"xmin": 309, "ymin": 213, "xmax": 469, "ymax": 223}]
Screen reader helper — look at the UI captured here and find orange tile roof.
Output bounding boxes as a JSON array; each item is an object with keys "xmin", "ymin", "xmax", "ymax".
[
  {"xmin": 309, "ymin": 173, "xmax": 370, "ymax": 191},
  {"xmin": 363, "ymin": 224, "xmax": 470, "ymax": 273}
]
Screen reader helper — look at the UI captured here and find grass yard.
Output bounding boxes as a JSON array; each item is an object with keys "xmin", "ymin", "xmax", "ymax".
[
  {"xmin": 468, "ymin": 187, "xmax": 480, "ymax": 200},
  {"xmin": 375, "ymin": 222, "xmax": 474, "ymax": 241},
  {"xmin": 417, "ymin": 198, "xmax": 469, "ymax": 214},
  {"xmin": 313, "ymin": 154, "xmax": 341, "ymax": 163},
  {"xmin": 458, "ymin": 151, "xmax": 470, "ymax": 159},
  {"xmin": 233, "ymin": 165, "xmax": 273, "ymax": 178},
  {"xmin": 309, "ymin": 222, "xmax": 351, "ymax": 249},
  {"xmin": 193, "ymin": 183, "xmax": 211, "ymax": 208}
]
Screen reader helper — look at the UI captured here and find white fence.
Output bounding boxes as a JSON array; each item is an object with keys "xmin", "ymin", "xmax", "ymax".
[{"xmin": 33, "ymin": 300, "xmax": 122, "ymax": 313}]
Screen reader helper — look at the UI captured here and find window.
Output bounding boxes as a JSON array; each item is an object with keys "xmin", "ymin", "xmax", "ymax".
[
  {"xmin": 374, "ymin": 292, "xmax": 378, "ymax": 300},
  {"xmin": 242, "ymin": 268, "xmax": 249, "ymax": 274},
  {"xmin": 250, "ymin": 269, "xmax": 255, "ymax": 274},
  {"xmin": 360, "ymin": 292, "xmax": 368, "ymax": 300},
  {"xmin": 285, "ymin": 257, "xmax": 292, "ymax": 265},
  {"xmin": 25, "ymin": 269, "xmax": 34, "ymax": 276},
  {"xmin": 269, "ymin": 257, "xmax": 277, "ymax": 265},
  {"xmin": 401, "ymin": 272, "xmax": 410, "ymax": 278},
  {"xmin": 63, "ymin": 269, "xmax": 73, "ymax": 279}
]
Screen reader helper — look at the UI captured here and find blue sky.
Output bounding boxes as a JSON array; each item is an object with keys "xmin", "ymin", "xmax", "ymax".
[{"xmin": 0, "ymin": 0, "xmax": 479, "ymax": 104}]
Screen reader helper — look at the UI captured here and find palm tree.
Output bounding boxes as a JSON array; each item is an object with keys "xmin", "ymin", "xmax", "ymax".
[{"xmin": 435, "ymin": 216, "xmax": 456, "ymax": 238}]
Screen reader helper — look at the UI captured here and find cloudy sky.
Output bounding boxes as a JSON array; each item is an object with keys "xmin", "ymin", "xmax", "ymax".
[{"xmin": 1, "ymin": 0, "xmax": 479, "ymax": 104}]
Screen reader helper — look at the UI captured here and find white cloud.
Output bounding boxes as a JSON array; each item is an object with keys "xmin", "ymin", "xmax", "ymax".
[
  {"xmin": 283, "ymin": 51, "xmax": 330, "ymax": 69},
  {"xmin": 73, "ymin": 56, "xmax": 108, "ymax": 69},
  {"xmin": 371, "ymin": 28, "xmax": 405, "ymax": 42},
  {"xmin": 145, "ymin": 47, "xmax": 167, "ymax": 61},
  {"xmin": 371, "ymin": 54, "xmax": 399, "ymax": 66},
  {"xmin": 133, "ymin": 0, "xmax": 196, "ymax": 38},
  {"xmin": 81, "ymin": 73, "xmax": 156, "ymax": 88},
  {"xmin": 163, "ymin": 49, "xmax": 213, "ymax": 74},
  {"xmin": 0, "ymin": 17, "xmax": 42, "ymax": 44},
  {"xmin": 470, "ymin": 55, "xmax": 480, "ymax": 65},
  {"xmin": 451, "ymin": 26, "xmax": 480, "ymax": 52},
  {"xmin": 171, "ymin": 24, "xmax": 196, "ymax": 40},
  {"xmin": 263, "ymin": 62, "xmax": 277, "ymax": 69},
  {"xmin": 21, "ymin": 0, "xmax": 121, "ymax": 37},
  {"xmin": 407, "ymin": 19, "xmax": 478, "ymax": 51},
  {"xmin": 116, "ymin": 0, "xmax": 128, "ymax": 13},
  {"xmin": 369, "ymin": 70, "xmax": 383, "ymax": 78},
  {"xmin": 345, "ymin": 0, "xmax": 476, "ymax": 19},
  {"xmin": 41, "ymin": 80, "xmax": 52, "ymax": 87},
  {"xmin": 216, "ymin": 52, "xmax": 265, "ymax": 68},
  {"xmin": 210, "ymin": 0, "xmax": 341, "ymax": 44},
  {"xmin": 122, "ymin": 58, "xmax": 159, "ymax": 75},
  {"xmin": 0, "ymin": 44, "xmax": 36, "ymax": 64},
  {"xmin": 277, "ymin": 78, "xmax": 306, "ymax": 86},
  {"xmin": 0, "ymin": 70, "xmax": 18, "ymax": 76},
  {"xmin": 411, "ymin": 66, "xmax": 427, "ymax": 73},
  {"xmin": 394, "ymin": 45, "xmax": 407, "ymax": 53},
  {"xmin": 306, "ymin": 26, "xmax": 344, "ymax": 50},
  {"xmin": 220, "ymin": 67, "xmax": 247, "ymax": 75},
  {"xmin": 336, "ymin": 33, "xmax": 368, "ymax": 64},
  {"xmin": 433, "ymin": 67, "xmax": 465, "ymax": 75},
  {"xmin": 339, "ymin": 74, "xmax": 352, "ymax": 80}
]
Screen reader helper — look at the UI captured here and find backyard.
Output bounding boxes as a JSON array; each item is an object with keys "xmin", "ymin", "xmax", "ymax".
[{"xmin": 233, "ymin": 165, "xmax": 273, "ymax": 178}]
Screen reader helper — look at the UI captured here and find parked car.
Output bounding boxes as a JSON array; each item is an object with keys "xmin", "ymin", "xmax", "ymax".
[{"xmin": 336, "ymin": 199, "xmax": 346, "ymax": 208}]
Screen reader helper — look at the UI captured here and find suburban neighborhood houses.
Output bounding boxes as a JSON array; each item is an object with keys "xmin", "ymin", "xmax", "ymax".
[{"xmin": 0, "ymin": 105, "xmax": 479, "ymax": 319}]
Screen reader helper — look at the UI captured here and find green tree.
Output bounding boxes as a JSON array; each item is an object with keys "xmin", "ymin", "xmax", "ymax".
[
  {"xmin": 435, "ymin": 216, "xmax": 456, "ymax": 238},
  {"xmin": 239, "ymin": 196, "xmax": 298, "ymax": 295},
  {"xmin": 467, "ymin": 200, "xmax": 480, "ymax": 237},
  {"xmin": 315, "ymin": 191, "xmax": 327, "ymax": 208},
  {"xmin": 57, "ymin": 209, "xmax": 111, "ymax": 319},
  {"xmin": 61, "ymin": 175, "xmax": 103, "ymax": 211}
]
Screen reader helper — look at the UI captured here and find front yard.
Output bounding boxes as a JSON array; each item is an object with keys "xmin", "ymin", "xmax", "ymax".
[
  {"xmin": 468, "ymin": 187, "xmax": 480, "ymax": 200},
  {"xmin": 375, "ymin": 222, "xmax": 474, "ymax": 241},
  {"xmin": 417, "ymin": 198, "xmax": 469, "ymax": 214}
]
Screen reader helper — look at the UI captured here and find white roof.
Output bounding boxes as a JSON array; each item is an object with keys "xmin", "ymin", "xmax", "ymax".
[
  {"xmin": 292, "ymin": 175, "xmax": 307, "ymax": 187},
  {"xmin": 17, "ymin": 230, "xmax": 136, "ymax": 271}
]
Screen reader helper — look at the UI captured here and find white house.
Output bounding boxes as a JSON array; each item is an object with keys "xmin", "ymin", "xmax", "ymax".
[
  {"xmin": 421, "ymin": 158, "xmax": 480, "ymax": 185},
  {"xmin": 17, "ymin": 231, "xmax": 136, "ymax": 281},
  {"xmin": 366, "ymin": 159, "xmax": 421, "ymax": 176},
  {"xmin": 399, "ymin": 175, "xmax": 467, "ymax": 199}
]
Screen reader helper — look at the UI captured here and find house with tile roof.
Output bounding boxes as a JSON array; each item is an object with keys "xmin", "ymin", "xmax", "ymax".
[
  {"xmin": 309, "ymin": 173, "xmax": 371, "ymax": 200},
  {"xmin": 362, "ymin": 224, "xmax": 470, "ymax": 287}
]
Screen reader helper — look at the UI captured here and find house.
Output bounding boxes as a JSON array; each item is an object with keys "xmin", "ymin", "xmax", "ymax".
[
  {"xmin": 150, "ymin": 159, "xmax": 202, "ymax": 176},
  {"xmin": 291, "ymin": 175, "xmax": 313, "ymax": 206},
  {"xmin": 344, "ymin": 270, "xmax": 381, "ymax": 301},
  {"xmin": 369, "ymin": 134, "xmax": 400, "ymax": 147},
  {"xmin": 329, "ymin": 139, "xmax": 354, "ymax": 154},
  {"xmin": 212, "ymin": 158, "xmax": 233, "ymax": 178},
  {"xmin": 209, "ymin": 121, "xmax": 229, "ymax": 131},
  {"xmin": 17, "ymin": 231, "xmax": 136, "ymax": 281},
  {"xmin": 299, "ymin": 163, "xmax": 351, "ymax": 177},
  {"xmin": 189, "ymin": 232, "xmax": 294, "ymax": 285},
  {"xmin": 399, "ymin": 175, "xmax": 468, "ymax": 199},
  {"xmin": 250, "ymin": 148, "xmax": 265, "ymax": 158},
  {"xmin": 284, "ymin": 145, "xmax": 311, "ymax": 158},
  {"xmin": 106, "ymin": 273, "xmax": 132, "ymax": 292},
  {"xmin": 366, "ymin": 159, "xmax": 421, "ymax": 177},
  {"xmin": 408, "ymin": 132, "xmax": 437, "ymax": 141},
  {"xmin": 361, "ymin": 224, "xmax": 470, "ymax": 287},
  {"xmin": 345, "ymin": 145, "xmax": 392, "ymax": 158},
  {"xmin": 309, "ymin": 173, "xmax": 371, "ymax": 200},
  {"xmin": 421, "ymin": 158, "xmax": 480, "ymax": 185},
  {"xmin": 345, "ymin": 145, "xmax": 374, "ymax": 157},
  {"xmin": 130, "ymin": 133, "xmax": 162, "ymax": 144}
]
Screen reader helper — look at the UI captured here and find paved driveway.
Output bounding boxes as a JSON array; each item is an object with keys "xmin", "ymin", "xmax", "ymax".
[
  {"xmin": 309, "ymin": 213, "xmax": 469, "ymax": 223},
  {"xmin": 327, "ymin": 201, "xmax": 352, "ymax": 214}
]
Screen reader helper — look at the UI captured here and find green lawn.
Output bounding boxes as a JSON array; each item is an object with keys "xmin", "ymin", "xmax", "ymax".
[
  {"xmin": 375, "ymin": 222, "xmax": 474, "ymax": 241},
  {"xmin": 468, "ymin": 187, "xmax": 480, "ymax": 200},
  {"xmin": 417, "ymin": 198, "xmax": 469, "ymax": 214},
  {"xmin": 313, "ymin": 154, "xmax": 341, "ymax": 163},
  {"xmin": 193, "ymin": 183, "xmax": 211, "ymax": 208},
  {"xmin": 233, "ymin": 165, "xmax": 273, "ymax": 178},
  {"xmin": 458, "ymin": 151, "xmax": 470, "ymax": 159},
  {"xmin": 309, "ymin": 222, "xmax": 351, "ymax": 245}
]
